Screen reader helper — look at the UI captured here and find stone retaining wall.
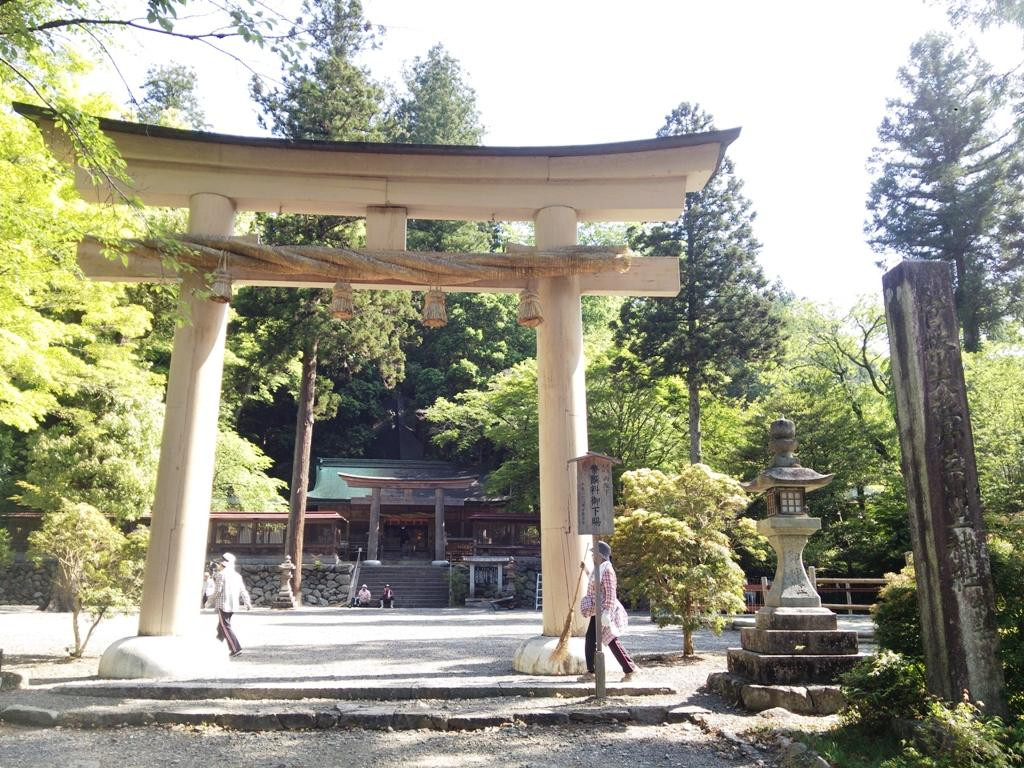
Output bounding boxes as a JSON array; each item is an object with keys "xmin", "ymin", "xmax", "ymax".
[
  {"xmin": 240, "ymin": 564, "xmax": 353, "ymax": 607},
  {"xmin": 0, "ymin": 561, "xmax": 353, "ymax": 608},
  {"xmin": 0, "ymin": 561, "xmax": 54, "ymax": 606}
]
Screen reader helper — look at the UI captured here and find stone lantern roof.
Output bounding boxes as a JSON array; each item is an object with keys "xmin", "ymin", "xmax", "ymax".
[{"xmin": 741, "ymin": 418, "xmax": 833, "ymax": 493}]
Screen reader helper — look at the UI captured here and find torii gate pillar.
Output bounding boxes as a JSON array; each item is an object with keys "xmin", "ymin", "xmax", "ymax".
[
  {"xmin": 99, "ymin": 193, "xmax": 235, "ymax": 678},
  {"xmin": 513, "ymin": 206, "xmax": 591, "ymax": 674}
]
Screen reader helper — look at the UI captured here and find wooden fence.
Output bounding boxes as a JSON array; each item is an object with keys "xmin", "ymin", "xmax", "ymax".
[{"xmin": 744, "ymin": 568, "xmax": 887, "ymax": 614}]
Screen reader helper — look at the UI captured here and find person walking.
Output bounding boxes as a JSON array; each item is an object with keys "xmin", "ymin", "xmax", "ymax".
[
  {"xmin": 579, "ymin": 540, "xmax": 638, "ymax": 682},
  {"xmin": 202, "ymin": 565, "xmax": 216, "ymax": 608},
  {"xmin": 211, "ymin": 552, "xmax": 252, "ymax": 657}
]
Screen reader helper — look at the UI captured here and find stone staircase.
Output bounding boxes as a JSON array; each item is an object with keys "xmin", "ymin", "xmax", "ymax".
[{"xmin": 356, "ymin": 563, "xmax": 450, "ymax": 608}]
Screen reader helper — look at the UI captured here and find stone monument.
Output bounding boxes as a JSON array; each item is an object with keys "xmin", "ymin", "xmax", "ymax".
[
  {"xmin": 883, "ymin": 261, "xmax": 1007, "ymax": 717},
  {"xmin": 708, "ymin": 419, "xmax": 866, "ymax": 715}
]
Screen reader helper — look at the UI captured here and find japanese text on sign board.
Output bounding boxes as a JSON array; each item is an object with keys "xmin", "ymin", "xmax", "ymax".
[{"xmin": 577, "ymin": 459, "xmax": 614, "ymax": 534}]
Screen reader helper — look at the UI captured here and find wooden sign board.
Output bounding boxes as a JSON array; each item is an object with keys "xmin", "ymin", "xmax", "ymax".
[{"xmin": 570, "ymin": 453, "xmax": 619, "ymax": 535}]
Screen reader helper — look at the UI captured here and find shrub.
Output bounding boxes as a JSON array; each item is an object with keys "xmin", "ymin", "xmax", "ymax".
[
  {"xmin": 871, "ymin": 536, "xmax": 1024, "ymax": 716},
  {"xmin": 28, "ymin": 501, "xmax": 148, "ymax": 657},
  {"xmin": 840, "ymin": 650, "xmax": 931, "ymax": 730},
  {"xmin": 879, "ymin": 700, "xmax": 1023, "ymax": 768},
  {"xmin": 0, "ymin": 527, "xmax": 11, "ymax": 569},
  {"xmin": 990, "ymin": 536, "xmax": 1024, "ymax": 716},
  {"xmin": 872, "ymin": 565, "xmax": 923, "ymax": 659},
  {"xmin": 449, "ymin": 567, "xmax": 468, "ymax": 606}
]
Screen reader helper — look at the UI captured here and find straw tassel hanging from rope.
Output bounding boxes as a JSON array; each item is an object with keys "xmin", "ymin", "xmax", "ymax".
[
  {"xmin": 517, "ymin": 285, "xmax": 543, "ymax": 328},
  {"xmin": 330, "ymin": 281, "xmax": 355, "ymax": 319},
  {"xmin": 422, "ymin": 286, "xmax": 447, "ymax": 328}
]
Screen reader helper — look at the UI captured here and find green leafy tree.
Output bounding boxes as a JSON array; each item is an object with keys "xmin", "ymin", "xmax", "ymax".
[
  {"xmin": 28, "ymin": 501, "xmax": 148, "ymax": 657},
  {"xmin": 610, "ymin": 465, "xmax": 752, "ymax": 655},
  {"xmin": 427, "ymin": 332, "xmax": 744, "ymax": 511},
  {"xmin": 250, "ymin": 0, "xmax": 385, "ymax": 142},
  {"xmin": 749, "ymin": 300, "xmax": 908, "ymax": 576},
  {"xmin": 428, "ymin": 361, "xmax": 540, "ymax": 511},
  {"xmin": 16, "ymin": 380, "xmax": 164, "ymax": 523},
  {"xmin": 388, "ymin": 44, "xmax": 484, "ymax": 145},
  {"xmin": 2, "ymin": 1, "xmax": 298, "ymax": 189},
  {"xmin": 212, "ymin": 430, "xmax": 287, "ymax": 511},
  {"xmin": 865, "ymin": 32, "xmax": 1024, "ymax": 351},
  {"xmin": 387, "ymin": 44, "xmax": 532, "ymax": 418},
  {"xmin": 964, "ymin": 342, "xmax": 1024, "ymax": 527},
  {"xmin": 134, "ymin": 63, "xmax": 207, "ymax": 128},
  {"xmin": 586, "ymin": 350, "xmax": 689, "ymax": 472},
  {"xmin": 616, "ymin": 103, "xmax": 783, "ymax": 463}
]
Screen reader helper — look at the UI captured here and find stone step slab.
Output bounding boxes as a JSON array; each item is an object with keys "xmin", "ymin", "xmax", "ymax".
[
  {"xmin": 706, "ymin": 672, "xmax": 846, "ymax": 716},
  {"xmin": 727, "ymin": 648, "xmax": 869, "ymax": 685},
  {"xmin": 740, "ymin": 628, "xmax": 859, "ymax": 656},
  {"xmin": 754, "ymin": 608, "xmax": 838, "ymax": 632},
  {"xmin": 0, "ymin": 701, "xmax": 710, "ymax": 732},
  {"xmin": 47, "ymin": 680, "xmax": 674, "ymax": 701}
]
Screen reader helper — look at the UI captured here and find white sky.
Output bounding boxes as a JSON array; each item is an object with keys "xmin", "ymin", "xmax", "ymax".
[{"xmin": 101, "ymin": 0, "xmax": 1023, "ymax": 308}]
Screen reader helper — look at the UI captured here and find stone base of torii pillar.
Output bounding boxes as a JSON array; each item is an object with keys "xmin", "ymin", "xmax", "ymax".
[{"xmin": 99, "ymin": 635, "xmax": 225, "ymax": 679}]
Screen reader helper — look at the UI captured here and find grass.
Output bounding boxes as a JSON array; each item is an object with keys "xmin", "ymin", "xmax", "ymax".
[{"xmin": 788, "ymin": 725, "xmax": 904, "ymax": 768}]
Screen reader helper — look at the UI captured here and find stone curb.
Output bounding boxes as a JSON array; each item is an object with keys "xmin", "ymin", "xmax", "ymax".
[
  {"xmin": 0, "ymin": 702, "xmax": 714, "ymax": 732},
  {"xmin": 44, "ymin": 682, "xmax": 674, "ymax": 701}
]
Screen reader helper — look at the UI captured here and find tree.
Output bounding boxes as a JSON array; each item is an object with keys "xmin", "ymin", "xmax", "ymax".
[
  {"xmin": 134, "ymin": 64, "xmax": 207, "ymax": 128},
  {"xmin": 28, "ymin": 501, "xmax": 148, "ymax": 657},
  {"xmin": 387, "ymin": 44, "xmax": 484, "ymax": 145},
  {"xmin": 211, "ymin": 430, "xmax": 287, "ymax": 512},
  {"xmin": 610, "ymin": 465, "xmax": 752, "ymax": 656},
  {"xmin": 0, "ymin": 527, "xmax": 11, "ymax": 569},
  {"xmin": 964, "ymin": 340, "xmax": 1024, "ymax": 529},
  {"xmin": 387, "ymin": 44, "xmax": 531, "ymax": 420},
  {"xmin": 616, "ymin": 103, "xmax": 783, "ymax": 463},
  {"xmin": 944, "ymin": 0, "xmax": 1024, "ymax": 29},
  {"xmin": 427, "ymin": 361, "xmax": 540, "ymax": 511},
  {"xmin": 749, "ymin": 301, "xmax": 908, "ymax": 576},
  {"xmin": 250, "ymin": 0, "xmax": 385, "ymax": 142},
  {"xmin": 2, "ymin": 1, "xmax": 299, "ymax": 189},
  {"xmin": 865, "ymin": 32, "xmax": 1024, "ymax": 351},
  {"xmin": 244, "ymin": 0, "xmax": 420, "ymax": 587}
]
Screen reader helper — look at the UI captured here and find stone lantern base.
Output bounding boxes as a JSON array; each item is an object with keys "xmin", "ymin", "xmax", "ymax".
[{"xmin": 708, "ymin": 607, "xmax": 868, "ymax": 715}]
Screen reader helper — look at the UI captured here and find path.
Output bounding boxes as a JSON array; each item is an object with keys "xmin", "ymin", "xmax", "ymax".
[{"xmin": 0, "ymin": 606, "xmax": 871, "ymax": 766}]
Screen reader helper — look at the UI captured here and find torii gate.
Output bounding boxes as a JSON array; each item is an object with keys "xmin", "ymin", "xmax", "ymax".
[{"xmin": 16, "ymin": 103, "xmax": 738, "ymax": 678}]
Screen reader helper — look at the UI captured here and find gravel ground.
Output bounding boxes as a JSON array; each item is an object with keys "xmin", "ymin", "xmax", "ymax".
[
  {"xmin": 0, "ymin": 720, "xmax": 774, "ymax": 768},
  {"xmin": 0, "ymin": 606, "xmax": 866, "ymax": 766}
]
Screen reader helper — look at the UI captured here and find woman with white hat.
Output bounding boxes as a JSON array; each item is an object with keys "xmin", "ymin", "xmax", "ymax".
[
  {"xmin": 579, "ymin": 540, "xmax": 638, "ymax": 681},
  {"xmin": 211, "ymin": 552, "xmax": 252, "ymax": 657}
]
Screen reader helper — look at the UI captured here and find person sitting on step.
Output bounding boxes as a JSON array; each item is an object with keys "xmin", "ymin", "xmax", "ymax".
[
  {"xmin": 354, "ymin": 584, "xmax": 372, "ymax": 607},
  {"xmin": 380, "ymin": 584, "xmax": 395, "ymax": 608}
]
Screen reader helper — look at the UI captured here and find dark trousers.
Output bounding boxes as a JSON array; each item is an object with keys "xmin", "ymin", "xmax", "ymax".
[
  {"xmin": 584, "ymin": 616, "xmax": 636, "ymax": 673},
  {"xmin": 380, "ymin": 597, "xmax": 394, "ymax": 608},
  {"xmin": 216, "ymin": 610, "xmax": 241, "ymax": 654}
]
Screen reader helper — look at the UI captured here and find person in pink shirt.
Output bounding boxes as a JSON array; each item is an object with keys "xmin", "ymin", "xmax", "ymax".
[{"xmin": 579, "ymin": 540, "xmax": 638, "ymax": 681}]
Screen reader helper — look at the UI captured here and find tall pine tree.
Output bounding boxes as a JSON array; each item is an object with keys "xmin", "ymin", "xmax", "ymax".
[
  {"xmin": 616, "ymin": 103, "xmax": 782, "ymax": 464},
  {"xmin": 385, "ymin": 45, "xmax": 536, "ymax": 418},
  {"xmin": 865, "ymin": 33, "xmax": 1024, "ymax": 351},
  {"xmin": 241, "ymin": 0, "xmax": 416, "ymax": 585}
]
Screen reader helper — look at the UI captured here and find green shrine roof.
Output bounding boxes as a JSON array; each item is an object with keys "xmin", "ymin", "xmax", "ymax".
[{"xmin": 307, "ymin": 459, "xmax": 500, "ymax": 506}]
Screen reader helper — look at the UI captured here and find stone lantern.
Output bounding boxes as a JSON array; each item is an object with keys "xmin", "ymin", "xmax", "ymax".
[
  {"xmin": 708, "ymin": 418, "xmax": 867, "ymax": 715},
  {"xmin": 744, "ymin": 418, "xmax": 833, "ymax": 610},
  {"xmin": 272, "ymin": 556, "xmax": 297, "ymax": 609}
]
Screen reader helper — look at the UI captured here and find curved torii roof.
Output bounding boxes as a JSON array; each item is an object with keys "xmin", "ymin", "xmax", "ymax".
[{"xmin": 14, "ymin": 102, "xmax": 739, "ymax": 223}]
